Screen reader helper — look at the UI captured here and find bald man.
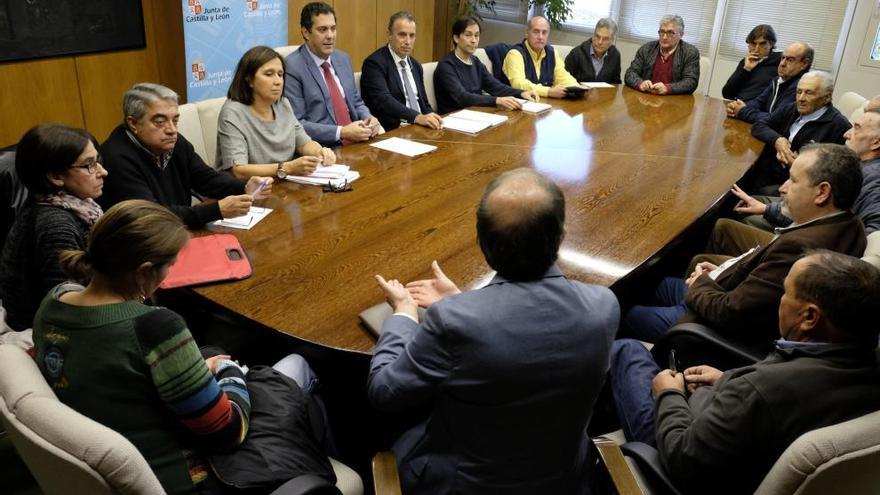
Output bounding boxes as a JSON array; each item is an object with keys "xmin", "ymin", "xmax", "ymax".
[
  {"xmin": 502, "ymin": 16, "xmax": 578, "ymax": 99},
  {"xmin": 369, "ymin": 168, "xmax": 619, "ymax": 495}
]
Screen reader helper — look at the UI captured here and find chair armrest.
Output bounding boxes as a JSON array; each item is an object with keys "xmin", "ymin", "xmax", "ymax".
[
  {"xmin": 372, "ymin": 451, "xmax": 401, "ymax": 495},
  {"xmin": 592, "ymin": 436, "xmax": 644, "ymax": 495},
  {"xmin": 619, "ymin": 442, "xmax": 683, "ymax": 495},
  {"xmin": 652, "ymin": 322, "xmax": 770, "ymax": 370}
]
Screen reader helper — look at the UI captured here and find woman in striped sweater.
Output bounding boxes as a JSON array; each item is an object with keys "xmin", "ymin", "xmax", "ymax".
[{"xmin": 30, "ymin": 200, "xmax": 311, "ymax": 493}]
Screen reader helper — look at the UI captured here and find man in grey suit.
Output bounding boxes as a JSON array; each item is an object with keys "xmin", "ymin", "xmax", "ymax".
[
  {"xmin": 625, "ymin": 14, "xmax": 700, "ymax": 95},
  {"xmin": 283, "ymin": 2, "xmax": 380, "ymax": 147},
  {"xmin": 369, "ymin": 168, "xmax": 619, "ymax": 495}
]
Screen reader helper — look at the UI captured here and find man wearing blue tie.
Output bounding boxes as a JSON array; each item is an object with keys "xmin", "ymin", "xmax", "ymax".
[{"xmin": 360, "ymin": 12, "xmax": 442, "ymax": 131}]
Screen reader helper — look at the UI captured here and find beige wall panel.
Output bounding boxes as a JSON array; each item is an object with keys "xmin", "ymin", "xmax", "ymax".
[
  {"xmin": 75, "ymin": 0, "xmax": 161, "ymax": 141},
  {"xmin": 412, "ymin": 1, "xmax": 435, "ymax": 62},
  {"xmin": 287, "ymin": 0, "xmax": 316, "ymax": 43},
  {"xmin": 0, "ymin": 58, "xmax": 85, "ymax": 146},
  {"xmin": 334, "ymin": 0, "xmax": 377, "ymax": 71},
  {"xmin": 152, "ymin": 0, "xmax": 186, "ymax": 102}
]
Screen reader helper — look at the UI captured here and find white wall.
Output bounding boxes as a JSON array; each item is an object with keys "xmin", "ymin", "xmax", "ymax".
[
  {"xmin": 834, "ymin": 0, "xmax": 880, "ymax": 102},
  {"xmin": 481, "ymin": 1, "xmax": 880, "ymax": 105}
]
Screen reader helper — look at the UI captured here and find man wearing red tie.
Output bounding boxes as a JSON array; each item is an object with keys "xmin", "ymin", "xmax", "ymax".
[{"xmin": 284, "ymin": 2, "xmax": 380, "ymax": 147}]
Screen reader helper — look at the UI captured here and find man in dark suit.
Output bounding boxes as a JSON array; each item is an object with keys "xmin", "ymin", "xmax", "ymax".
[
  {"xmin": 369, "ymin": 168, "xmax": 619, "ymax": 495},
  {"xmin": 749, "ymin": 70, "xmax": 851, "ymax": 193},
  {"xmin": 360, "ymin": 12, "xmax": 441, "ymax": 131},
  {"xmin": 284, "ymin": 2, "xmax": 380, "ymax": 147},
  {"xmin": 565, "ymin": 17, "xmax": 622, "ymax": 84},
  {"xmin": 726, "ymin": 41, "xmax": 812, "ymax": 124},
  {"xmin": 624, "ymin": 14, "xmax": 700, "ymax": 95},
  {"xmin": 621, "ymin": 143, "xmax": 866, "ymax": 343}
]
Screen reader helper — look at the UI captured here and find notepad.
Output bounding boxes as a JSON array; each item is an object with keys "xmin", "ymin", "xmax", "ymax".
[
  {"xmin": 284, "ymin": 164, "xmax": 360, "ymax": 187},
  {"xmin": 441, "ymin": 115, "xmax": 492, "ymax": 134},
  {"xmin": 370, "ymin": 137, "xmax": 438, "ymax": 157},
  {"xmin": 448, "ymin": 109, "xmax": 508, "ymax": 126},
  {"xmin": 579, "ymin": 81, "xmax": 615, "ymax": 89},
  {"xmin": 211, "ymin": 206, "xmax": 272, "ymax": 230},
  {"xmin": 516, "ymin": 99, "xmax": 552, "ymax": 114}
]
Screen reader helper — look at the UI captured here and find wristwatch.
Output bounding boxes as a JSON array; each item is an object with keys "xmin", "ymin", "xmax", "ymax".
[{"xmin": 275, "ymin": 162, "xmax": 286, "ymax": 179}]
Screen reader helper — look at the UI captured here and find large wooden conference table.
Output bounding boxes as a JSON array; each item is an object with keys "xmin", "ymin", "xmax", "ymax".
[{"xmin": 194, "ymin": 85, "xmax": 763, "ymax": 354}]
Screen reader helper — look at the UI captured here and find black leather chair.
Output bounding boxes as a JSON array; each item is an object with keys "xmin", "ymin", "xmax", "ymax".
[
  {"xmin": 651, "ymin": 321, "xmax": 772, "ymax": 371},
  {"xmin": 0, "ymin": 148, "xmax": 27, "ymax": 251}
]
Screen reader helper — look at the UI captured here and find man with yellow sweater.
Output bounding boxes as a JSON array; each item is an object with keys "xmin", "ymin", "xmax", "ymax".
[{"xmin": 502, "ymin": 16, "xmax": 578, "ymax": 99}]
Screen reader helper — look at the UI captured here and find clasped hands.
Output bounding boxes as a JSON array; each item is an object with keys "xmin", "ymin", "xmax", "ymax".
[
  {"xmin": 341, "ymin": 116, "xmax": 382, "ymax": 142},
  {"xmin": 651, "ymin": 364, "xmax": 723, "ymax": 399},
  {"xmin": 638, "ymin": 79, "xmax": 669, "ymax": 95},
  {"xmin": 375, "ymin": 260, "xmax": 462, "ymax": 320},
  {"xmin": 684, "ymin": 261, "xmax": 718, "ymax": 287}
]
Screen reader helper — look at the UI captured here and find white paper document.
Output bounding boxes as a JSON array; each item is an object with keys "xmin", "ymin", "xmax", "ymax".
[
  {"xmin": 448, "ymin": 109, "xmax": 508, "ymax": 126},
  {"xmin": 441, "ymin": 115, "xmax": 492, "ymax": 134},
  {"xmin": 370, "ymin": 137, "xmax": 438, "ymax": 157},
  {"xmin": 284, "ymin": 164, "xmax": 360, "ymax": 187},
  {"xmin": 579, "ymin": 81, "xmax": 615, "ymax": 89},
  {"xmin": 516, "ymin": 99, "xmax": 552, "ymax": 114},
  {"xmin": 211, "ymin": 206, "xmax": 272, "ymax": 230}
]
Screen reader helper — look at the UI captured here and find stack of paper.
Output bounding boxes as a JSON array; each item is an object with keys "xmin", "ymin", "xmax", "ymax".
[
  {"xmin": 442, "ymin": 109, "xmax": 509, "ymax": 134},
  {"xmin": 516, "ymin": 98, "xmax": 552, "ymax": 114},
  {"xmin": 370, "ymin": 137, "xmax": 438, "ymax": 157},
  {"xmin": 284, "ymin": 164, "xmax": 360, "ymax": 187},
  {"xmin": 211, "ymin": 206, "xmax": 273, "ymax": 230},
  {"xmin": 579, "ymin": 81, "xmax": 615, "ymax": 89}
]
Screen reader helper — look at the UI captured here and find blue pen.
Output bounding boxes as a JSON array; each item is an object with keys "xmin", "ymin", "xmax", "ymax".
[{"xmin": 254, "ymin": 178, "xmax": 269, "ymax": 194}]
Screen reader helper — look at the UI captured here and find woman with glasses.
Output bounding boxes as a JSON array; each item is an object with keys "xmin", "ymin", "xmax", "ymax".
[
  {"xmin": 0, "ymin": 123, "xmax": 107, "ymax": 331},
  {"xmin": 217, "ymin": 46, "xmax": 336, "ymax": 180}
]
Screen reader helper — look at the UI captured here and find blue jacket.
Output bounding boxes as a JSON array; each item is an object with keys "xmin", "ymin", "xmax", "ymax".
[
  {"xmin": 283, "ymin": 46, "xmax": 371, "ymax": 146},
  {"xmin": 368, "ymin": 264, "xmax": 618, "ymax": 495}
]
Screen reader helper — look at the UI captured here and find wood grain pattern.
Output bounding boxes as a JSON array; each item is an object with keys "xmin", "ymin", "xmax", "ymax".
[
  {"xmin": 334, "ymin": 0, "xmax": 378, "ymax": 71},
  {"xmin": 0, "ymin": 57, "xmax": 85, "ymax": 146},
  {"xmin": 192, "ymin": 87, "xmax": 762, "ymax": 354}
]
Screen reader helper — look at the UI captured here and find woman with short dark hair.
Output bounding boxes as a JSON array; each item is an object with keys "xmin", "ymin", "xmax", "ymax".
[
  {"xmin": 217, "ymin": 45, "xmax": 335, "ymax": 179},
  {"xmin": 0, "ymin": 123, "xmax": 107, "ymax": 331},
  {"xmin": 434, "ymin": 16, "xmax": 536, "ymax": 115}
]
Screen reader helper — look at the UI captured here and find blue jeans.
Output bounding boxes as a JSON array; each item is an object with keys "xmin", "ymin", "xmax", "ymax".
[
  {"xmin": 272, "ymin": 353, "xmax": 320, "ymax": 393},
  {"xmin": 621, "ymin": 277, "xmax": 688, "ymax": 343},
  {"xmin": 610, "ymin": 339, "xmax": 661, "ymax": 445}
]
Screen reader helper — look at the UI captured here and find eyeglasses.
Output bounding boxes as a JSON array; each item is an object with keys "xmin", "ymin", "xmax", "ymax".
[
  {"xmin": 322, "ymin": 179, "xmax": 352, "ymax": 193},
  {"xmin": 70, "ymin": 155, "xmax": 103, "ymax": 174},
  {"xmin": 658, "ymin": 30, "xmax": 679, "ymax": 38}
]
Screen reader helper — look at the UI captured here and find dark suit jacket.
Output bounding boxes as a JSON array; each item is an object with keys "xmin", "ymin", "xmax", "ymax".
[
  {"xmin": 564, "ymin": 40, "xmax": 622, "ymax": 84},
  {"xmin": 283, "ymin": 46, "xmax": 371, "ymax": 146},
  {"xmin": 721, "ymin": 50, "xmax": 781, "ymax": 101},
  {"xmin": 361, "ymin": 46, "xmax": 433, "ymax": 131},
  {"xmin": 751, "ymin": 103, "xmax": 852, "ymax": 185},
  {"xmin": 685, "ymin": 212, "xmax": 866, "ymax": 341},
  {"xmin": 736, "ymin": 71, "xmax": 803, "ymax": 124},
  {"xmin": 624, "ymin": 40, "xmax": 700, "ymax": 95},
  {"xmin": 368, "ymin": 265, "xmax": 619, "ymax": 495}
]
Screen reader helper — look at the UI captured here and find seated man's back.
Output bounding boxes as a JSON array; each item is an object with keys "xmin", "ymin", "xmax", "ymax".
[{"xmin": 369, "ymin": 169, "xmax": 619, "ymax": 494}]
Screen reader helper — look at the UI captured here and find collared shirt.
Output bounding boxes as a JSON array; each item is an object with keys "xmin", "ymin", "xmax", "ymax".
[
  {"xmin": 774, "ymin": 338, "xmax": 830, "ymax": 350},
  {"xmin": 589, "ymin": 43, "xmax": 607, "ymax": 76},
  {"xmin": 304, "ymin": 44, "xmax": 347, "ymax": 142},
  {"xmin": 789, "ymin": 105, "xmax": 829, "ymax": 141},
  {"xmin": 768, "ymin": 77, "xmax": 784, "ymax": 113},
  {"xmin": 125, "ymin": 130, "xmax": 172, "ymax": 170},
  {"xmin": 388, "ymin": 45, "xmax": 421, "ymax": 113},
  {"xmin": 501, "ymin": 42, "xmax": 578, "ymax": 97}
]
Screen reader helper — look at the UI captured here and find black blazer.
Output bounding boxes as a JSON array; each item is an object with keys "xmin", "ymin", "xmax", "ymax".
[
  {"xmin": 750, "ymin": 103, "xmax": 852, "ymax": 186},
  {"xmin": 361, "ymin": 46, "xmax": 434, "ymax": 131},
  {"xmin": 564, "ymin": 40, "xmax": 621, "ymax": 84}
]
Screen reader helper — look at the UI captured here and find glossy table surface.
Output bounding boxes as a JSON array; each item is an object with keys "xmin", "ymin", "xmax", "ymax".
[{"xmin": 193, "ymin": 86, "xmax": 763, "ymax": 354}]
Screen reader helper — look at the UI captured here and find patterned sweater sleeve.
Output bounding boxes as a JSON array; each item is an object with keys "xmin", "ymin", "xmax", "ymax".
[{"xmin": 133, "ymin": 308, "xmax": 250, "ymax": 451}]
